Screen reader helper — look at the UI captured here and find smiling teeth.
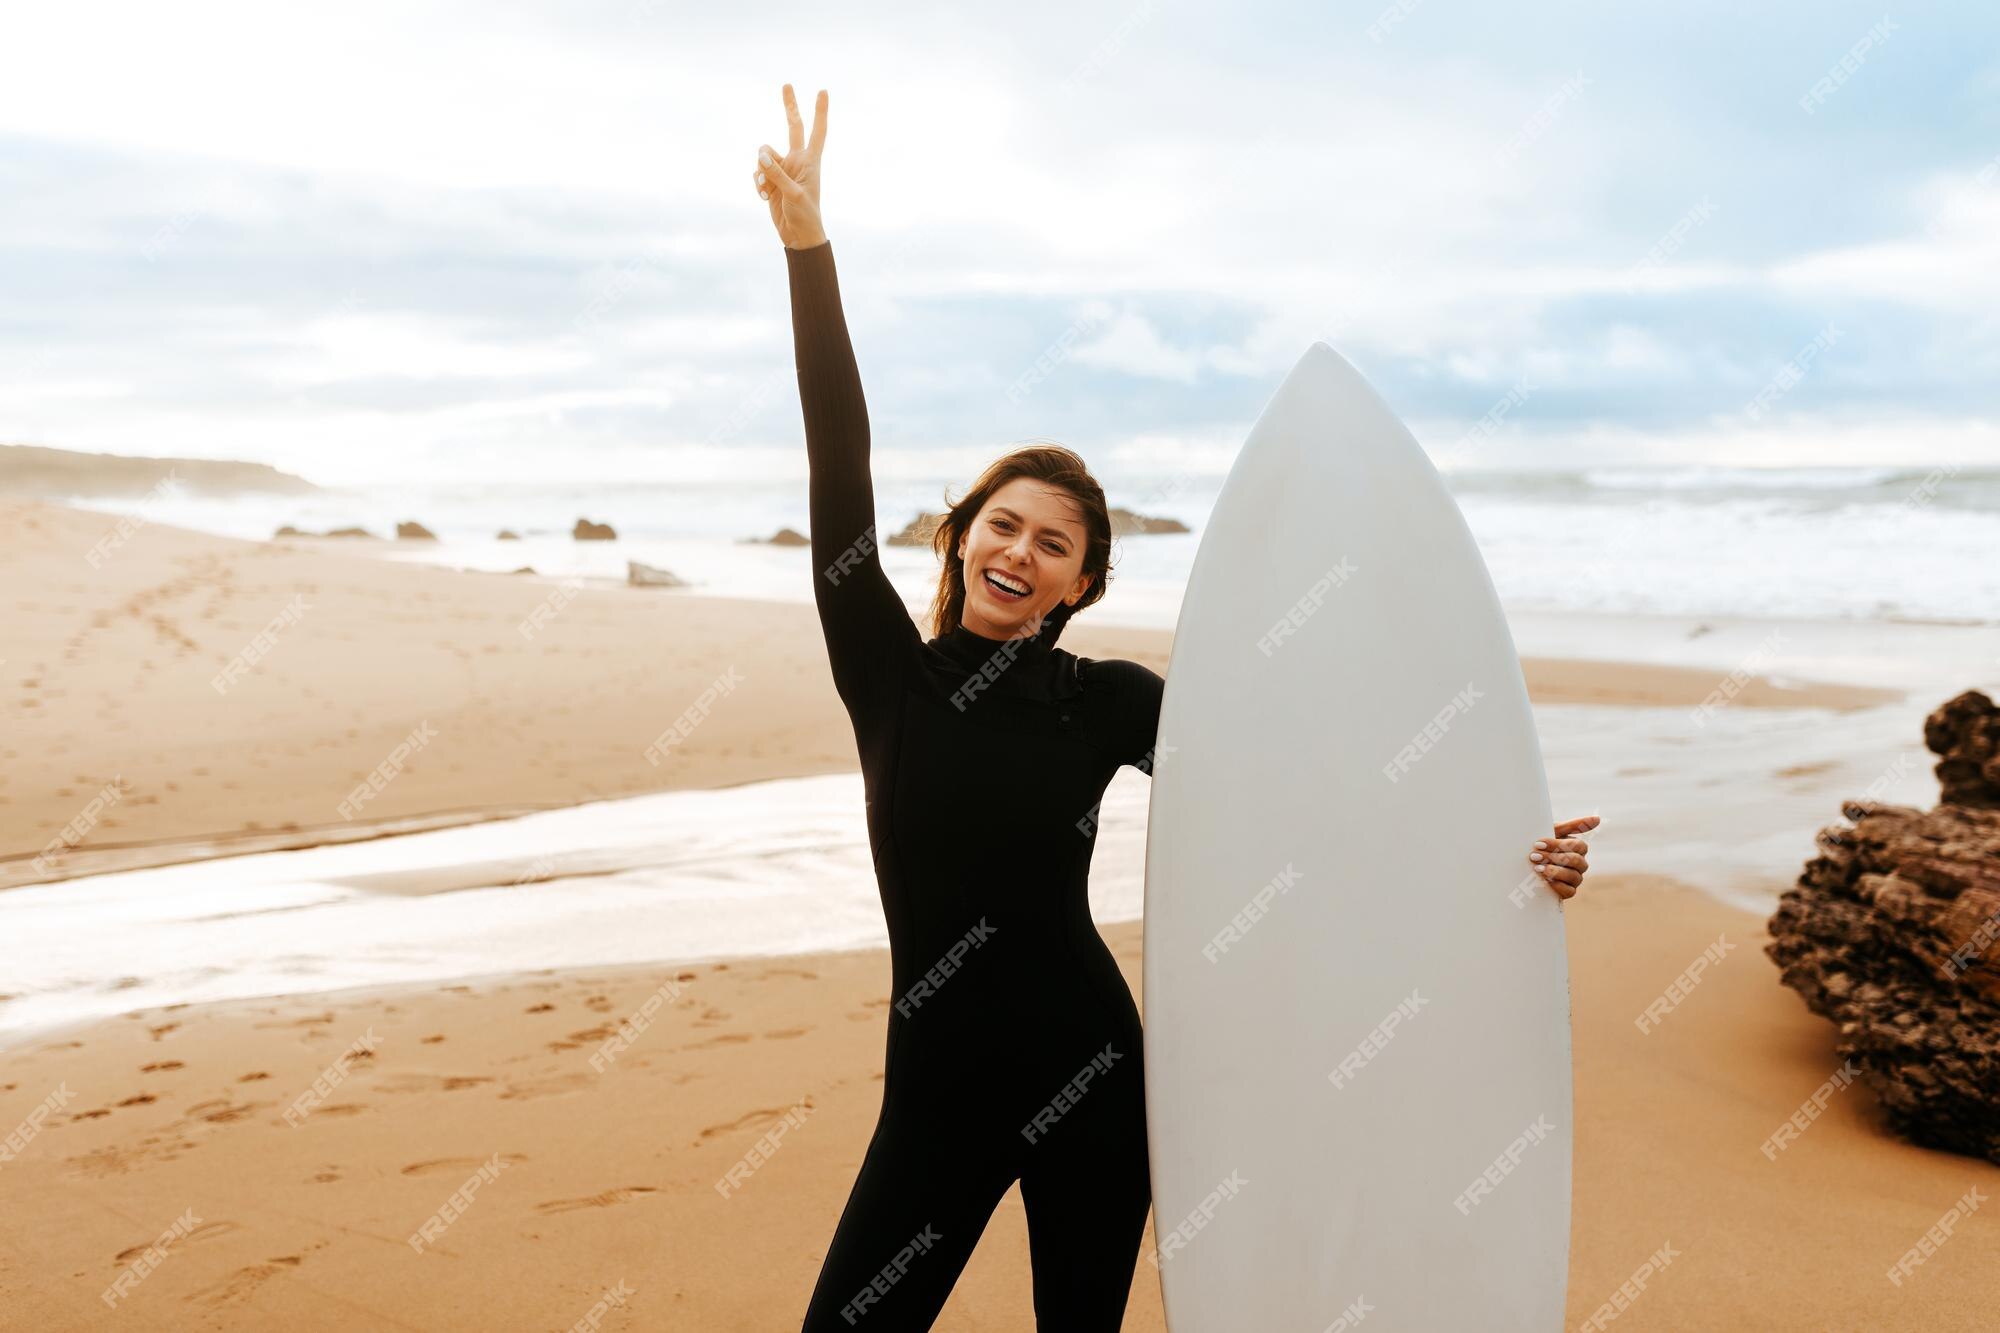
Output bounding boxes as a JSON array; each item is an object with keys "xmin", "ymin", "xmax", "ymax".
[{"xmin": 987, "ymin": 571, "xmax": 1030, "ymax": 594}]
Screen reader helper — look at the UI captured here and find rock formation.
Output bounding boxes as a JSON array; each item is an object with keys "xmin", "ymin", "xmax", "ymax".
[
  {"xmin": 627, "ymin": 560, "xmax": 687, "ymax": 588},
  {"xmin": 1926, "ymin": 689, "xmax": 2000, "ymax": 810},
  {"xmin": 274, "ymin": 525, "xmax": 376, "ymax": 539},
  {"xmin": 884, "ymin": 506, "xmax": 1189, "ymax": 548},
  {"xmin": 573, "ymin": 518, "xmax": 617, "ymax": 541},
  {"xmin": 1766, "ymin": 689, "xmax": 2000, "ymax": 1165},
  {"xmin": 395, "ymin": 520, "xmax": 437, "ymax": 541}
]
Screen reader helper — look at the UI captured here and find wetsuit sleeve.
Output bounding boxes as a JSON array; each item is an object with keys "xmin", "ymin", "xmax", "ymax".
[
  {"xmin": 785, "ymin": 239, "xmax": 920, "ymax": 717},
  {"xmin": 1086, "ymin": 658, "xmax": 1167, "ymax": 774},
  {"xmin": 1125, "ymin": 662, "xmax": 1167, "ymax": 775}
]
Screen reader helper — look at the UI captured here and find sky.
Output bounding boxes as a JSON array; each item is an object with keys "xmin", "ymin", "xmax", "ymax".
[{"xmin": 2, "ymin": 0, "xmax": 1997, "ymax": 488}]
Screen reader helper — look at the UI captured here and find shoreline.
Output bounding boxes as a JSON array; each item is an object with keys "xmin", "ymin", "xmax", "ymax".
[
  {"xmin": 4, "ymin": 633, "xmax": 1903, "ymax": 892},
  {"xmin": 3, "ymin": 498, "xmax": 1911, "ymax": 889}
]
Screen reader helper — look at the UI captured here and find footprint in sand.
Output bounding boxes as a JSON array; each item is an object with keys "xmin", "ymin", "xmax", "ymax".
[
  {"xmin": 115, "ymin": 1220, "xmax": 238, "ymax": 1262},
  {"xmin": 148, "ymin": 1022, "xmax": 180, "ymax": 1041},
  {"xmin": 499, "ymin": 1072, "xmax": 593, "ymax": 1102},
  {"xmin": 583, "ymin": 995, "xmax": 613, "ymax": 1014},
  {"xmin": 183, "ymin": 1100, "xmax": 262, "ymax": 1124},
  {"xmin": 525, "ymin": 1003, "xmax": 555, "ymax": 1014},
  {"xmin": 762, "ymin": 1029, "xmax": 810, "ymax": 1040},
  {"xmin": 140, "ymin": 1061, "xmax": 184, "ymax": 1072},
  {"xmin": 685, "ymin": 1033, "xmax": 753, "ymax": 1050},
  {"xmin": 535, "ymin": 1186, "xmax": 657, "ymax": 1214},
  {"xmin": 377, "ymin": 1073, "xmax": 493, "ymax": 1095},
  {"xmin": 117, "ymin": 1094, "xmax": 157, "ymax": 1107},
  {"xmin": 190, "ymin": 1255, "xmax": 304, "ymax": 1307},
  {"xmin": 421, "ymin": 1034, "xmax": 447, "ymax": 1044},
  {"xmin": 698, "ymin": 1105, "xmax": 813, "ymax": 1141},
  {"xmin": 238, "ymin": 1072, "xmax": 270, "ymax": 1083},
  {"xmin": 401, "ymin": 1153, "xmax": 530, "ymax": 1176}
]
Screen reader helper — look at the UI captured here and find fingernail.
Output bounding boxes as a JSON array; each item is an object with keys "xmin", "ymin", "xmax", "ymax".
[
  {"xmin": 1535, "ymin": 840, "xmax": 1547, "ymax": 848},
  {"xmin": 756, "ymin": 170, "xmax": 766, "ymax": 185},
  {"xmin": 1530, "ymin": 853, "xmax": 1543, "ymax": 861},
  {"xmin": 759, "ymin": 148, "xmax": 774, "ymax": 166},
  {"xmin": 758, "ymin": 189, "xmax": 769, "ymax": 199}
]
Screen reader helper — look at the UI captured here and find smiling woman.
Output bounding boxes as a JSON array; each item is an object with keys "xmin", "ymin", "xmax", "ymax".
[
  {"xmin": 924, "ymin": 446, "xmax": 1116, "ymax": 645},
  {"xmin": 765, "ymin": 82, "xmax": 1170, "ymax": 1330}
]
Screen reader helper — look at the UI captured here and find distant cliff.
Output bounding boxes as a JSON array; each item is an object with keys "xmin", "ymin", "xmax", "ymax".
[{"xmin": 0, "ymin": 443, "xmax": 319, "ymax": 498}]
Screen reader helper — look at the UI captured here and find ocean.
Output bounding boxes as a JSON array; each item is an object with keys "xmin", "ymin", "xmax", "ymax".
[{"xmin": 60, "ymin": 461, "xmax": 2000, "ymax": 628}]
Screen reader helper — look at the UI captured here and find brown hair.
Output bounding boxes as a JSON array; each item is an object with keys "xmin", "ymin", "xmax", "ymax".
[{"xmin": 925, "ymin": 441, "xmax": 1114, "ymax": 644}]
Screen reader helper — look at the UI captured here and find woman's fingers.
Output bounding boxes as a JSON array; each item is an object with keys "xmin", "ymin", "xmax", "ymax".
[
  {"xmin": 758, "ymin": 146, "xmax": 802, "ymax": 198},
  {"xmin": 1554, "ymin": 814, "xmax": 1601, "ymax": 837},
  {"xmin": 806, "ymin": 88, "xmax": 827, "ymax": 159},
  {"xmin": 784, "ymin": 83, "xmax": 804, "ymax": 155},
  {"xmin": 1528, "ymin": 826, "xmax": 1588, "ymax": 899}
]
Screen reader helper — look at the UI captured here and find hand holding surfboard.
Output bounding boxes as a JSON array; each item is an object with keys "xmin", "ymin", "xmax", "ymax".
[
  {"xmin": 1532, "ymin": 813, "xmax": 1601, "ymax": 899},
  {"xmin": 753, "ymin": 83, "xmax": 829, "ymax": 251}
]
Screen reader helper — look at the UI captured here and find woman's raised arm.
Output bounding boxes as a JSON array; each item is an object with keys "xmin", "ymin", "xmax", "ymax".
[{"xmin": 758, "ymin": 86, "xmax": 918, "ymax": 719}]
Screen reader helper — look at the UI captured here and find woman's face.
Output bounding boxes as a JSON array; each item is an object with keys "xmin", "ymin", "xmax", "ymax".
[{"xmin": 956, "ymin": 476, "xmax": 1094, "ymax": 640}]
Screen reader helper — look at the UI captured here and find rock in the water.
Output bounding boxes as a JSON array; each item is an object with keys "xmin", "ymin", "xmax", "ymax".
[
  {"xmin": 885, "ymin": 505, "xmax": 1187, "ymax": 547},
  {"xmin": 1766, "ymin": 690, "xmax": 2000, "ymax": 1165},
  {"xmin": 396, "ymin": 520, "xmax": 438, "ymax": 541},
  {"xmin": 273, "ymin": 524, "xmax": 376, "ymax": 539},
  {"xmin": 627, "ymin": 560, "xmax": 687, "ymax": 588},
  {"xmin": 886, "ymin": 513, "xmax": 942, "ymax": 548},
  {"xmin": 510, "ymin": 566, "xmax": 536, "ymax": 575},
  {"xmin": 574, "ymin": 517, "xmax": 617, "ymax": 541},
  {"xmin": 1106, "ymin": 505, "xmax": 1190, "ymax": 535},
  {"xmin": 762, "ymin": 526, "xmax": 810, "ymax": 547},
  {"xmin": 498, "ymin": 529, "xmax": 521, "ymax": 541}
]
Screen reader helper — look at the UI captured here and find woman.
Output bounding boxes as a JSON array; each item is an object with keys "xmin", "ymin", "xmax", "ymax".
[{"xmin": 755, "ymin": 84, "xmax": 1598, "ymax": 1331}]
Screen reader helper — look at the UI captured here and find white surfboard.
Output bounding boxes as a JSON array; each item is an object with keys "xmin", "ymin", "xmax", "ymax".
[{"xmin": 1142, "ymin": 343, "xmax": 1572, "ymax": 1330}]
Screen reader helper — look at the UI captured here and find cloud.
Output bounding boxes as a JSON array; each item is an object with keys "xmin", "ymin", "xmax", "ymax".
[{"xmin": 0, "ymin": 0, "xmax": 1995, "ymax": 482}]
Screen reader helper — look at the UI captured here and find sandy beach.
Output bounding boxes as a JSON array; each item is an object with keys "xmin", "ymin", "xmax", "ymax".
[
  {"xmin": 3, "ymin": 499, "xmax": 1996, "ymax": 1329},
  {"xmin": 4, "ymin": 880, "xmax": 1996, "ymax": 1330}
]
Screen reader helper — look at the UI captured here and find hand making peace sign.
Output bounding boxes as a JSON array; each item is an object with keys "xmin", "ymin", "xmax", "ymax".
[{"xmin": 754, "ymin": 84, "xmax": 829, "ymax": 251}]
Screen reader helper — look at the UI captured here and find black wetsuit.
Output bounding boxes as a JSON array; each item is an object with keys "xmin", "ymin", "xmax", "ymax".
[{"xmin": 787, "ymin": 239, "xmax": 1165, "ymax": 1331}]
